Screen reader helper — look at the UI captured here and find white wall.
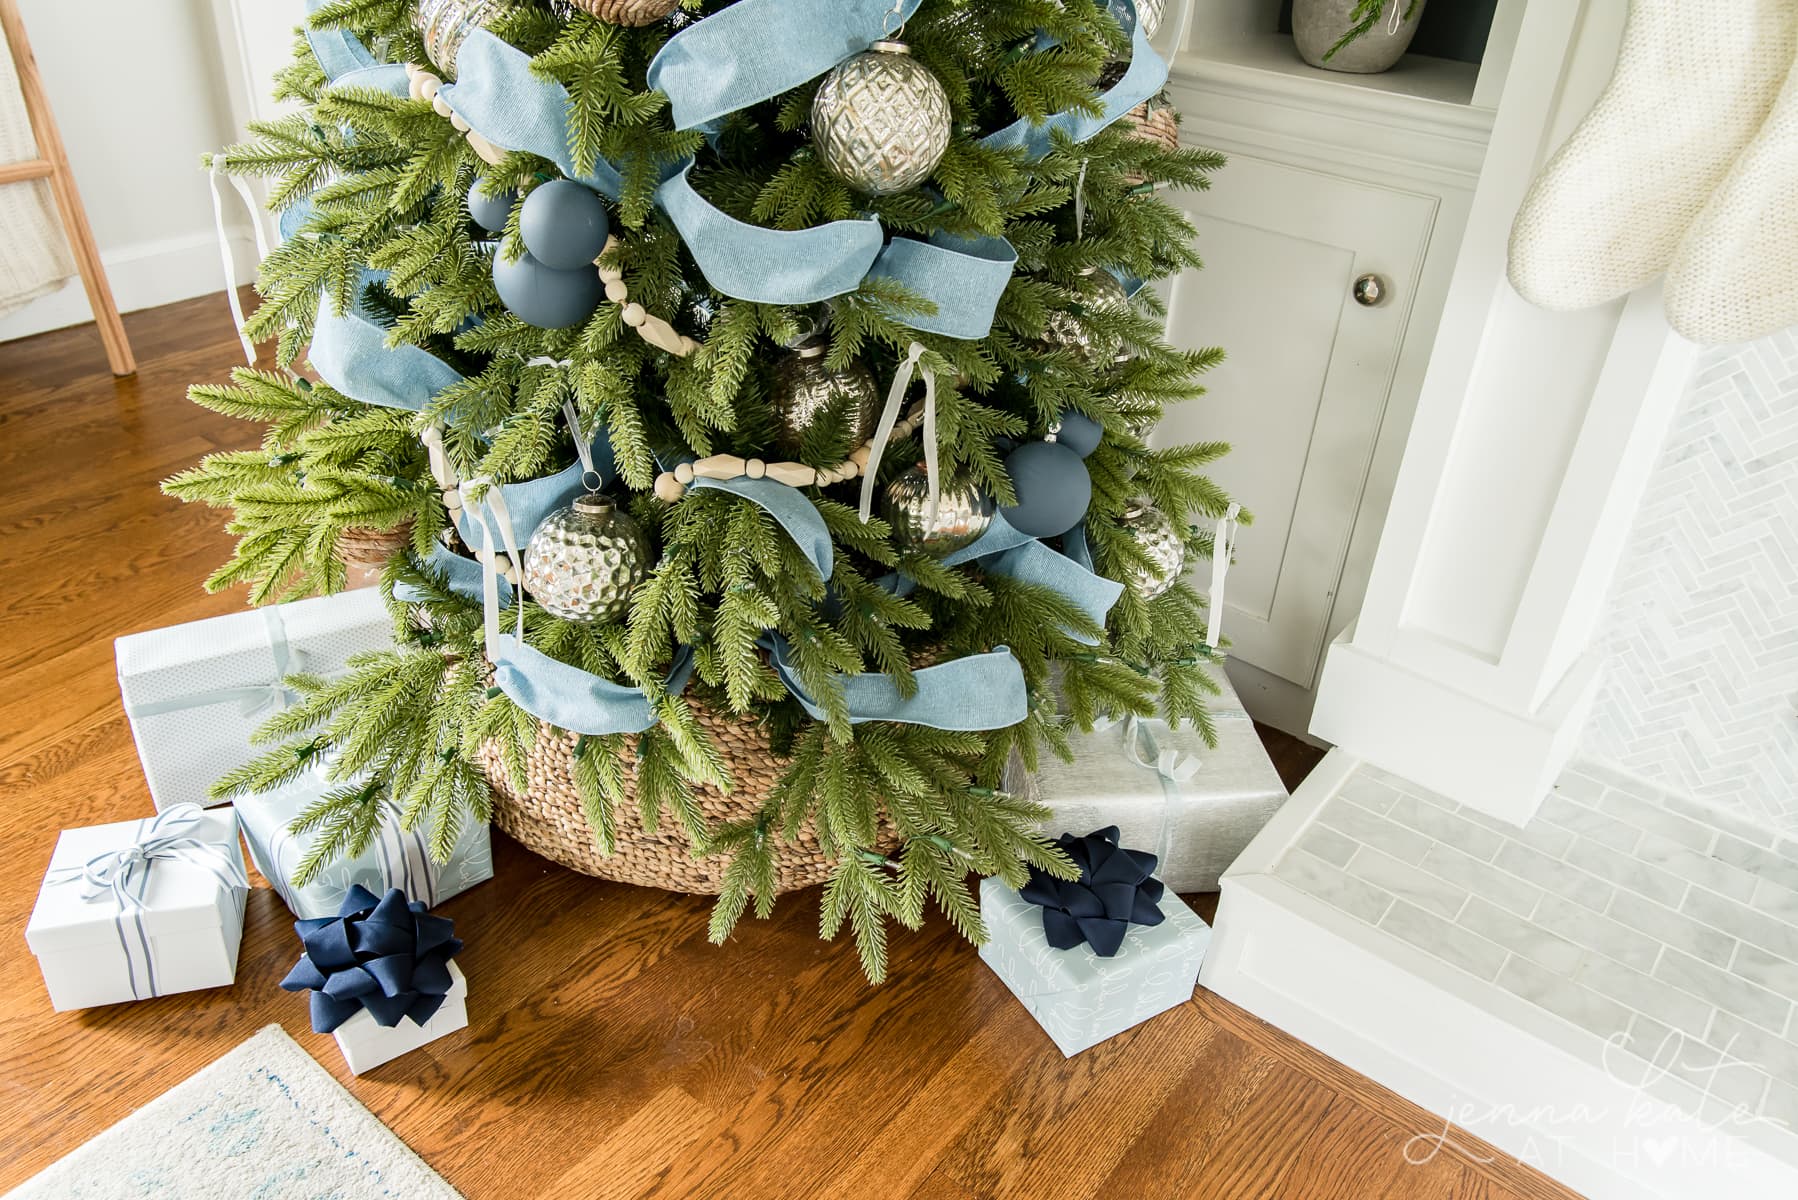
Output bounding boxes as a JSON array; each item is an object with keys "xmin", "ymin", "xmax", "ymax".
[{"xmin": 0, "ymin": 0, "xmax": 262, "ymax": 343}]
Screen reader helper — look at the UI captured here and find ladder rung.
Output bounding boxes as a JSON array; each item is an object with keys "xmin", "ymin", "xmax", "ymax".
[{"xmin": 0, "ymin": 158, "xmax": 53, "ymax": 185}]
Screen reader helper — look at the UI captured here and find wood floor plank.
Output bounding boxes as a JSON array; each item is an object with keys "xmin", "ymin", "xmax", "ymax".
[{"xmin": 0, "ymin": 297, "xmax": 1580, "ymax": 1200}]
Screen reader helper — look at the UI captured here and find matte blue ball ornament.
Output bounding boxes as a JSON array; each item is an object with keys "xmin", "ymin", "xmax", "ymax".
[
  {"xmin": 1000, "ymin": 439, "xmax": 1092, "ymax": 538},
  {"xmin": 519, "ymin": 180, "xmax": 610, "ymax": 271},
  {"xmin": 467, "ymin": 181, "xmax": 516, "ymax": 233},
  {"xmin": 492, "ymin": 250, "xmax": 603, "ymax": 330},
  {"xmin": 1052, "ymin": 410, "xmax": 1104, "ymax": 458}
]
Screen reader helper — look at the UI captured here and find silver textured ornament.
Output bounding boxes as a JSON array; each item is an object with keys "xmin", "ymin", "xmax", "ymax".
[
  {"xmin": 1041, "ymin": 267, "xmax": 1131, "ymax": 364},
  {"xmin": 771, "ymin": 341, "xmax": 880, "ymax": 460},
  {"xmin": 1120, "ymin": 499, "xmax": 1187, "ymax": 600},
  {"xmin": 812, "ymin": 41, "xmax": 952, "ymax": 196},
  {"xmin": 415, "ymin": 0, "xmax": 508, "ymax": 77},
  {"xmin": 882, "ymin": 466, "xmax": 995, "ymax": 557},
  {"xmin": 523, "ymin": 494, "xmax": 651, "ymax": 623}
]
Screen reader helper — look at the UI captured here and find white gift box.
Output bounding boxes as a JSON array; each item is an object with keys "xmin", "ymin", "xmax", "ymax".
[
  {"xmin": 978, "ymin": 875, "xmax": 1209, "ymax": 1057},
  {"xmin": 1007, "ymin": 669, "xmax": 1288, "ymax": 892},
  {"xmin": 116, "ymin": 589, "xmax": 393, "ymax": 811},
  {"xmin": 238, "ymin": 783, "xmax": 493, "ymax": 919},
  {"xmin": 334, "ymin": 961, "xmax": 468, "ymax": 1075},
  {"xmin": 26, "ymin": 808, "xmax": 249, "ymax": 1011}
]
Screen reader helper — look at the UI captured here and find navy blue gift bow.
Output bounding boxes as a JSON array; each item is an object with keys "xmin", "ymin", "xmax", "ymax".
[
  {"xmin": 280, "ymin": 884, "xmax": 463, "ymax": 1033},
  {"xmin": 46, "ymin": 804, "xmax": 248, "ymax": 1000},
  {"xmin": 1018, "ymin": 826, "xmax": 1165, "ymax": 958}
]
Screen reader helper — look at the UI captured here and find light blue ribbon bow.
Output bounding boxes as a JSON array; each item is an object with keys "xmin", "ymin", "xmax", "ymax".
[
  {"xmin": 122, "ymin": 609, "xmax": 307, "ymax": 722},
  {"xmin": 47, "ymin": 805, "xmax": 248, "ymax": 1000}
]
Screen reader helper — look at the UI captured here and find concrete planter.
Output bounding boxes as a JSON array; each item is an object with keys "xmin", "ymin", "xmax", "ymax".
[{"xmin": 1293, "ymin": 0, "xmax": 1428, "ymax": 74}]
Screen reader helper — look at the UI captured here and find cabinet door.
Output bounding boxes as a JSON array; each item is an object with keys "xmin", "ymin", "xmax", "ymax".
[{"xmin": 1156, "ymin": 154, "xmax": 1435, "ymax": 689}]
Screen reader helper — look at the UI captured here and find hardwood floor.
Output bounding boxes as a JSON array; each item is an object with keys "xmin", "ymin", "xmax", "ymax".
[{"xmin": 0, "ymin": 297, "xmax": 1580, "ymax": 1199}]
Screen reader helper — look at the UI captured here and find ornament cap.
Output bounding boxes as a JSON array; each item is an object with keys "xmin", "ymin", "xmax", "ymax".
[
  {"xmin": 869, "ymin": 39, "xmax": 912, "ymax": 55},
  {"xmin": 573, "ymin": 493, "xmax": 618, "ymax": 517},
  {"xmin": 794, "ymin": 340, "xmax": 829, "ymax": 360}
]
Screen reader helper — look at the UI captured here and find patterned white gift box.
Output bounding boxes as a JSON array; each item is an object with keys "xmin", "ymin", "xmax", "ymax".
[
  {"xmin": 26, "ymin": 806, "xmax": 249, "ymax": 1011},
  {"xmin": 115, "ymin": 589, "xmax": 394, "ymax": 812},
  {"xmin": 977, "ymin": 875, "xmax": 1210, "ymax": 1057},
  {"xmin": 237, "ymin": 782, "xmax": 493, "ymax": 919},
  {"xmin": 334, "ymin": 961, "xmax": 469, "ymax": 1075},
  {"xmin": 1006, "ymin": 668, "xmax": 1288, "ymax": 893}
]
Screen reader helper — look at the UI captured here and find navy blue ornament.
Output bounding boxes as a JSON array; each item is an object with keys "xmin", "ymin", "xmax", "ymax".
[
  {"xmin": 1000, "ymin": 439, "xmax": 1091, "ymax": 538},
  {"xmin": 519, "ymin": 179, "xmax": 610, "ymax": 271},
  {"xmin": 1053, "ymin": 410, "xmax": 1104, "ymax": 458},
  {"xmin": 493, "ymin": 250, "xmax": 603, "ymax": 329},
  {"xmin": 467, "ymin": 181, "xmax": 516, "ymax": 234}
]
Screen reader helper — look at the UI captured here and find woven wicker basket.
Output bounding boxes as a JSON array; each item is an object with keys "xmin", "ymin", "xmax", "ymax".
[
  {"xmin": 1122, "ymin": 95, "xmax": 1180, "ymax": 186},
  {"xmin": 337, "ymin": 521, "xmax": 414, "ymax": 587},
  {"xmin": 571, "ymin": 0, "xmax": 681, "ymax": 26},
  {"xmin": 481, "ymin": 699, "xmax": 890, "ymax": 894}
]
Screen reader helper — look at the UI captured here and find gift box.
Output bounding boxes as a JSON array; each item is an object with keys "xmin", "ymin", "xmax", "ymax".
[
  {"xmin": 334, "ymin": 961, "xmax": 468, "ymax": 1075},
  {"xmin": 978, "ymin": 870, "xmax": 1209, "ymax": 1058},
  {"xmin": 1006, "ymin": 669, "xmax": 1288, "ymax": 892},
  {"xmin": 237, "ymin": 780, "xmax": 493, "ymax": 919},
  {"xmin": 280, "ymin": 885, "xmax": 468, "ymax": 1075},
  {"xmin": 26, "ymin": 806, "xmax": 249, "ymax": 1011},
  {"xmin": 116, "ymin": 589, "xmax": 394, "ymax": 811}
]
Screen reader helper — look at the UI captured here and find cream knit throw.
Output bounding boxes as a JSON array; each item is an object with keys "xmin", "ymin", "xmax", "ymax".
[
  {"xmin": 0, "ymin": 18, "xmax": 73, "ymax": 321},
  {"xmin": 1666, "ymin": 54, "xmax": 1798, "ymax": 342},
  {"xmin": 1507, "ymin": 0, "xmax": 1798, "ymax": 312}
]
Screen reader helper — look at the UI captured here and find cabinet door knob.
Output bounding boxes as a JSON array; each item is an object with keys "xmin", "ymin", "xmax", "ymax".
[{"xmin": 1353, "ymin": 273, "xmax": 1387, "ymax": 307}]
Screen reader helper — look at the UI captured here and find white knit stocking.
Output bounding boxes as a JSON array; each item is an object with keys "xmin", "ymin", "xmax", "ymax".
[
  {"xmin": 1666, "ymin": 57, "xmax": 1798, "ymax": 343},
  {"xmin": 1508, "ymin": 0, "xmax": 1798, "ymax": 312}
]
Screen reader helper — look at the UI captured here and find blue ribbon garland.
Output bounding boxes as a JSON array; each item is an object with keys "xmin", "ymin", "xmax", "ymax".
[
  {"xmin": 980, "ymin": 19, "xmax": 1168, "ymax": 161},
  {"xmin": 761, "ymin": 634, "xmax": 1028, "ymax": 730}
]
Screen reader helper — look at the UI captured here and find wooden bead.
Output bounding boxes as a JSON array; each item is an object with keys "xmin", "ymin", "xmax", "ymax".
[
  {"xmin": 678, "ymin": 337, "xmax": 701, "ymax": 357},
  {"xmin": 421, "ymin": 77, "xmax": 441, "ymax": 101},
  {"xmin": 468, "ymin": 133, "xmax": 507, "ymax": 166},
  {"xmin": 654, "ymin": 473, "xmax": 686, "ymax": 503},
  {"xmin": 604, "ymin": 280, "xmax": 629, "ymax": 304},
  {"xmin": 673, "ymin": 462, "xmax": 695, "ymax": 485},
  {"xmin": 745, "ymin": 459, "xmax": 766, "ymax": 480},
  {"xmin": 849, "ymin": 446, "xmax": 871, "ymax": 469},
  {"xmin": 694, "ymin": 454, "xmax": 747, "ymax": 481},
  {"xmin": 434, "ymin": 94, "xmax": 456, "ymax": 119},
  {"xmin": 409, "ymin": 73, "xmax": 429, "ymax": 102},
  {"xmin": 764, "ymin": 462, "xmax": 816, "ymax": 488},
  {"xmin": 621, "ymin": 302, "xmax": 646, "ymax": 328}
]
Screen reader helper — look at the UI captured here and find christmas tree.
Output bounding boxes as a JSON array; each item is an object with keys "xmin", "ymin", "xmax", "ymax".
[{"xmin": 171, "ymin": 0, "xmax": 1232, "ymax": 981}]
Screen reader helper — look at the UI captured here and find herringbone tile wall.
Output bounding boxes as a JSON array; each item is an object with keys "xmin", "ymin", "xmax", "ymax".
[{"xmin": 1582, "ymin": 333, "xmax": 1798, "ymax": 833}]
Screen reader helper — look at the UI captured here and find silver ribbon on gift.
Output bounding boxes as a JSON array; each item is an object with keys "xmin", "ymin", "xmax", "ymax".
[
  {"xmin": 47, "ymin": 804, "xmax": 248, "ymax": 1000},
  {"xmin": 1091, "ymin": 712, "xmax": 1201, "ymax": 868},
  {"xmin": 262, "ymin": 798, "xmax": 444, "ymax": 912},
  {"xmin": 122, "ymin": 608, "xmax": 310, "ymax": 721}
]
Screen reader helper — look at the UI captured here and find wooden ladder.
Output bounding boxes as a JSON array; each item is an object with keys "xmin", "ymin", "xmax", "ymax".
[{"xmin": 0, "ymin": 0, "xmax": 133, "ymax": 376}]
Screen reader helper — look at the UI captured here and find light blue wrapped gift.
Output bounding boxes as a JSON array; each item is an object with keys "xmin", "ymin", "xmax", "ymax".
[
  {"xmin": 236, "ymin": 782, "xmax": 492, "ymax": 919},
  {"xmin": 978, "ymin": 872, "xmax": 1210, "ymax": 1057}
]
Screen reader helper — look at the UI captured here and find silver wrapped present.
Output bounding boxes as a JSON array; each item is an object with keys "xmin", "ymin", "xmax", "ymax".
[
  {"xmin": 237, "ymin": 780, "xmax": 492, "ymax": 919},
  {"xmin": 116, "ymin": 589, "xmax": 393, "ymax": 811},
  {"xmin": 1006, "ymin": 670, "xmax": 1288, "ymax": 892},
  {"xmin": 978, "ymin": 875, "xmax": 1210, "ymax": 1057}
]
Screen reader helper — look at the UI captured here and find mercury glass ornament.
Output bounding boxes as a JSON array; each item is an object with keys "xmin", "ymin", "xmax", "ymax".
[
  {"xmin": 771, "ymin": 341, "xmax": 880, "ymax": 461},
  {"xmin": 1042, "ymin": 267, "xmax": 1131, "ymax": 364},
  {"xmin": 882, "ymin": 467, "xmax": 995, "ymax": 557},
  {"xmin": 1136, "ymin": 0, "xmax": 1166, "ymax": 38},
  {"xmin": 414, "ymin": 0, "xmax": 508, "ymax": 77},
  {"xmin": 523, "ymin": 494, "xmax": 651, "ymax": 623},
  {"xmin": 570, "ymin": 0, "xmax": 681, "ymax": 25},
  {"xmin": 812, "ymin": 41, "xmax": 952, "ymax": 196},
  {"xmin": 1120, "ymin": 499, "xmax": 1187, "ymax": 600}
]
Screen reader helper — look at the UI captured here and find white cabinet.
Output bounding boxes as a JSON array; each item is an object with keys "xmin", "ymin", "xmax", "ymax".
[{"xmin": 1154, "ymin": 2, "xmax": 1523, "ymax": 738}]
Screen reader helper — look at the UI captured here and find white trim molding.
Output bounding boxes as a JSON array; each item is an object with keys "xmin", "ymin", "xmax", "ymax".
[{"xmin": 1308, "ymin": 0, "xmax": 1701, "ymax": 824}]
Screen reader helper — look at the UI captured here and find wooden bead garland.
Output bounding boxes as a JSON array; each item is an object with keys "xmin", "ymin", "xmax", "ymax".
[{"xmin": 652, "ymin": 404, "xmax": 928, "ymax": 503}]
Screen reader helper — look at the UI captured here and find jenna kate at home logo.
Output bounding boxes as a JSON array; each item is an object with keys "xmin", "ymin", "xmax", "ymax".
[{"xmin": 1402, "ymin": 1027, "xmax": 1790, "ymax": 1173}]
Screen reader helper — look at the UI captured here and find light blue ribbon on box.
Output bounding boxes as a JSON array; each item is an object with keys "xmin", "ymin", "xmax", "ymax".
[
  {"xmin": 981, "ymin": 15, "xmax": 1169, "ymax": 161},
  {"xmin": 439, "ymin": 30, "xmax": 626, "ymax": 199},
  {"xmin": 761, "ymin": 634, "xmax": 1028, "ymax": 730},
  {"xmin": 647, "ymin": 0, "xmax": 926, "ymax": 132},
  {"xmin": 46, "ymin": 805, "xmax": 248, "ymax": 1001},
  {"xmin": 122, "ymin": 608, "xmax": 309, "ymax": 721}
]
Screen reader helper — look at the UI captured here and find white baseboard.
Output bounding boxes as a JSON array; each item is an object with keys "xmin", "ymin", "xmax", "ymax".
[
  {"xmin": 0, "ymin": 226, "xmax": 256, "ymax": 344},
  {"xmin": 1203, "ymin": 752, "xmax": 1798, "ymax": 1200}
]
